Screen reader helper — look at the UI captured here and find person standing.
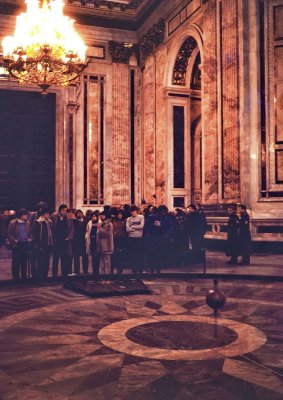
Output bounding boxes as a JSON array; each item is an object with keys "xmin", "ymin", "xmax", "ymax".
[
  {"xmin": 28, "ymin": 201, "xmax": 48, "ymax": 277},
  {"xmin": 239, "ymin": 204, "xmax": 252, "ymax": 265},
  {"xmin": 28, "ymin": 201, "xmax": 48, "ymax": 228},
  {"xmin": 72, "ymin": 210, "xmax": 88, "ymax": 274},
  {"xmin": 85, "ymin": 212, "xmax": 100, "ymax": 276},
  {"xmin": 145, "ymin": 205, "xmax": 174, "ymax": 274},
  {"xmin": 33, "ymin": 208, "xmax": 53, "ymax": 281},
  {"xmin": 226, "ymin": 204, "xmax": 241, "ymax": 265},
  {"xmin": 51, "ymin": 204, "xmax": 74, "ymax": 277},
  {"xmin": 186, "ymin": 204, "xmax": 204, "ymax": 264},
  {"xmin": 97, "ymin": 214, "xmax": 114, "ymax": 275},
  {"xmin": 7, "ymin": 208, "xmax": 32, "ymax": 280},
  {"xmin": 173, "ymin": 208, "xmax": 188, "ymax": 266},
  {"xmin": 196, "ymin": 203, "xmax": 207, "ymax": 262},
  {"xmin": 126, "ymin": 205, "xmax": 145, "ymax": 274},
  {"xmin": 112, "ymin": 210, "xmax": 126, "ymax": 273}
]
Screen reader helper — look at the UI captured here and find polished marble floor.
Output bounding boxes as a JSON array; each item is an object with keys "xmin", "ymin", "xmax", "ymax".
[
  {"xmin": 0, "ymin": 278, "xmax": 283, "ymax": 399},
  {"xmin": 1, "ymin": 247, "xmax": 283, "ymax": 281}
]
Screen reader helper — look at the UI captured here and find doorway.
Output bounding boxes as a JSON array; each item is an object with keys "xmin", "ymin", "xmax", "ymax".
[{"xmin": 0, "ymin": 89, "xmax": 56, "ymax": 211}]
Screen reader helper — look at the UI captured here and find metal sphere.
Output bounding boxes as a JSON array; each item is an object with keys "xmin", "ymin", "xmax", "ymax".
[{"xmin": 206, "ymin": 289, "xmax": 226, "ymax": 311}]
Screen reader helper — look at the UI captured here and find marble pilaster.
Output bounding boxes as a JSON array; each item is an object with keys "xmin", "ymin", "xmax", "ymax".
[
  {"xmin": 134, "ymin": 67, "xmax": 142, "ymax": 205},
  {"xmin": 142, "ymin": 55, "xmax": 156, "ymax": 204},
  {"xmin": 238, "ymin": 0, "xmax": 258, "ymax": 210},
  {"xmin": 66, "ymin": 88, "xmax": 80, "ymax": 208},
  {"xmin": 112, "ymin": 63, "xmax": 131, "ymax": 205},
  {"xmin": 88, "ymin": 78, "xmax": 100, "ymax": 203},
  {"xmin": 202, "ymin": 0, "xmax": 219, "ymax": 203},
  {"xmin": 155, "ymin": 46, "xmax": 167, "ymax": 205},
  {"xmin": 221, "ymin": 0, "xmax": 240, "ymax": 201}
]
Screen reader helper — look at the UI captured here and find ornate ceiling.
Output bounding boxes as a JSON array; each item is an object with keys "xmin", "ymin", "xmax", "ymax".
[{"xmin": 0, "ymin": 0, "xmax": 163, "ymax": 30}]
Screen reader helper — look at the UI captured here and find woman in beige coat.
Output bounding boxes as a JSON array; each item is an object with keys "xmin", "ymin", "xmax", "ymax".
[
  {"xmin": 85, "ymin": 212, "xmax": 99, "ymax": 276},
  {"xmin": 96, "ymin": 213, "xmax": 114, "ymax": 275}
]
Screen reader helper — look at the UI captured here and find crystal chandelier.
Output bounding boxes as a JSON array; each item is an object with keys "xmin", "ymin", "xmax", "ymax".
[{"xmin": 1, "ymin": 0, "xmax": 87, "ymax": 94}]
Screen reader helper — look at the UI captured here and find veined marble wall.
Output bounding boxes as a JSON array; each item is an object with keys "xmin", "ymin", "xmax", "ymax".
[
  {"xmin": 220, "ymin": 0, "xmax": 240, "ymax": 201},
  {"xmin": 136, "ymin": 0, "xmax": 283, "ymax": 239},
  {"xmin": 112, "ymin": 63, "xmax": 131, "ymax": 205},
  {"xmin": 0, "ymin": 1, "xmax": 283, "ymax": 234},
  {"xmin": 202, "ymin": 0, "xmax": 219, "ymax": 203},
  {"xmin": 142, "ymin": 55, "xmax": 156, "ymax": 204},
  {"xmin": 154, "ymin": 46, "xmax": 167, "ymax": 205}
]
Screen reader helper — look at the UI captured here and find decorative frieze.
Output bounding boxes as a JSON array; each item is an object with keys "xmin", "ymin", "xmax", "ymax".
[
  {"xmin": 109, "ymin": 41, "xmax": 139, "ymax": 64},
  {"xmin": 172, "ymin": 37, "xmax": 198, "ymax": 86},
  {"xmin": 68, "ymin": 0, "xmax": 144, "ymax": 11},
  {"xmin": 139, "ymin": 19, "xmax": 165, "ymax": 62}
]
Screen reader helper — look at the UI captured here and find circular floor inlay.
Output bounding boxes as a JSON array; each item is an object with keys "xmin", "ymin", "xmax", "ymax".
[
  {"xmin": 98, "ymin": 315, "xmax": 267, "ymax": 361},
  {"xmin": 126, "ymin": 321, "xmax": 238, "ymax": 350}
]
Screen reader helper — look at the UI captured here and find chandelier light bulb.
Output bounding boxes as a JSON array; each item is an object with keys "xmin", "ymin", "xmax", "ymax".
[{"xmin": 1, "ymin": 0, "xmax": 87, "ymax": 94}]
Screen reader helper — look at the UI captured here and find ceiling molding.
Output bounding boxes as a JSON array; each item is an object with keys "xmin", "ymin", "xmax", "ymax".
[{"xmin": 0, "ymin": 0, "xmax": 164, "ymax": 30}]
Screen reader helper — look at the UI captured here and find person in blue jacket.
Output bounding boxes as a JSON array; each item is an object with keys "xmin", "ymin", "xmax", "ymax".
[{"xmin": 144, "ymin": 205, "xmax": 174, "ymax": 274}]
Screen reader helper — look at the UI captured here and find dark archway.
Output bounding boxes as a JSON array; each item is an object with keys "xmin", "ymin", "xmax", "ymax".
[
  {"xmin": 0, "ymin": 89, "xmax": 56, "ymax": 211},
  {"xmin": 172, "ymin": 37, "xmax": 198, "ymax": 86}
]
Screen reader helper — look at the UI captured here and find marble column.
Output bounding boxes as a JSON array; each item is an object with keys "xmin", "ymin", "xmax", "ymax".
[
  {"xmin": 66, "ymin": 100, "xmax": 79, "ymax": 208},
  {"xmin": 142, "ymin": 55, "xmax": 156, "ymax": 204},
  {"xmin": 134, "ymin": 67, "xmax": 142, "ymax": 205},
  {"xmin": 238, "ymin": 0, "xmax": 258, "ymax": 209},
  {"xmin": 155, "ymin": 46, "xmax": 167, "ymax": 205},
  {"xmin": 202, "ymin": 0, "xmax": 219, "ymax": 203},
  {"xmin": 88, "ymin": 78, "xmax": 100, "ymax": 204},
  {"xmin": 112, "ymin": 63, "xmax": 131, "ymax": 205},
  {"xmin": 220, "ymin": 0, "xmax": 240, "ymax": 200}
]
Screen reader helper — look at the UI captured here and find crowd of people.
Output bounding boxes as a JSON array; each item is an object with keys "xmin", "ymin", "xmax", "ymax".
[
  {"xmin": 0, "ymin": 202, "xmax": 207, "ymax": 281},
  {"xmin": 0, "ymin": 201, "xmax": 251, "ymax": 281}
]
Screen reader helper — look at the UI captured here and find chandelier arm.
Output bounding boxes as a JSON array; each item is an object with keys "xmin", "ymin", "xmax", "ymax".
[{"xmin": 1, "ymin": 0, "xmax": 88, "ymax": 94}]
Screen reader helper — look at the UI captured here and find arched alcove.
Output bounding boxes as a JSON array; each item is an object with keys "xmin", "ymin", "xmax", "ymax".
[
  {"xmin": 171, "ymin": 37, "xmax": 198, "ymax": 86},
  {"xmin": 168, "ymin": 32, "xmax": 203, "ymax": 207}
]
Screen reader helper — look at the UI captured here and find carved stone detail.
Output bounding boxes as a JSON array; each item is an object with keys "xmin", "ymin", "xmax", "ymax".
[
  {"xmin": 68, "ymin": 0, "xmax": 144, "ymax": 11},
  {"xmin": 172, "ymin": 37, "xmax": 198, "ymax": 86},
  {"xmin": 67, "ymin": 101, "xmax": 80, "ymax": 114},
  {"xmin": 109, "ymin": 41, "xmax": 139, "ymax": 64},
  {"xmin": 139, "ymin": 19, "xmax": 165, "ymax": 61}
]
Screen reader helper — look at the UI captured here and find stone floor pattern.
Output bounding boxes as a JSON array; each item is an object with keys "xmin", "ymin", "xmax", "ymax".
[
  {"xmin": 1, "ymin": 249, "xmax": 283, "ymax": 281},
  {"xmin": 0, "ymin": 278, "xmax": 283, "ymax": 400}
]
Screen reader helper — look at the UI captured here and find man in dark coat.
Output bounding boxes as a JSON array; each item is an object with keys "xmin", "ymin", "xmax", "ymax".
[
  {"xmin": 173, "ymin": 208, "xmax": 188, "ymax": 266},
  {"xmin": 7, "ymin": 208, "xmax": 32, "ymax": 280},
  {"xmin": 51, "ymin": 204, "xmax": 74, "ymax": 277},
  {"xmin": 29, "ymin": 201, "xmax": 48, "ymax": 277},
  {"xmin": 226, "ymin": 204, "xmax": 240, "ymax": 265},
  {"xmin": 72, "ymin": 210, "xmax": 88, "ymax": 274},
  {"xmin": 33, "ymin": 208, "xmax": 53, "ymax": 281},
  {"xmin": 238, "ymin": 204, "xmax": 252, "ymax": 265},
  {"xmin": 226, "ymin": 203, "xmax": 251, "ymax": 265},
  {"xmin": 186, "ymin": 204, "xmax": 206, "ymax": 264},
  {"xmin": 145, "ymin": 205, "xmax": 174, "ymax": 274}
]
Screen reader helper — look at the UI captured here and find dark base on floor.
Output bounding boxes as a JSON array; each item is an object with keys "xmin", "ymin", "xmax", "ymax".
[{"xmin": 64, "ymin": 278, "xmax": 151, "ymax": 298}]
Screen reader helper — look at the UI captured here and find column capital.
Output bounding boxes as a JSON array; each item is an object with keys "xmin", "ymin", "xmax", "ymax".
[
  {"xmin": 109, "ymin": 41, "xmax": 138, "ymax": 64},
  {"xmin": 67, "ymin": 101, "xmax": 80, "ymax": 114}
]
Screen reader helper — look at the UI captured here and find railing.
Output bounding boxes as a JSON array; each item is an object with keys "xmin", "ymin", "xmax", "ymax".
[{"xmin": 205, "ymin": 216, "xmax": 283, "ymax": 242}]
